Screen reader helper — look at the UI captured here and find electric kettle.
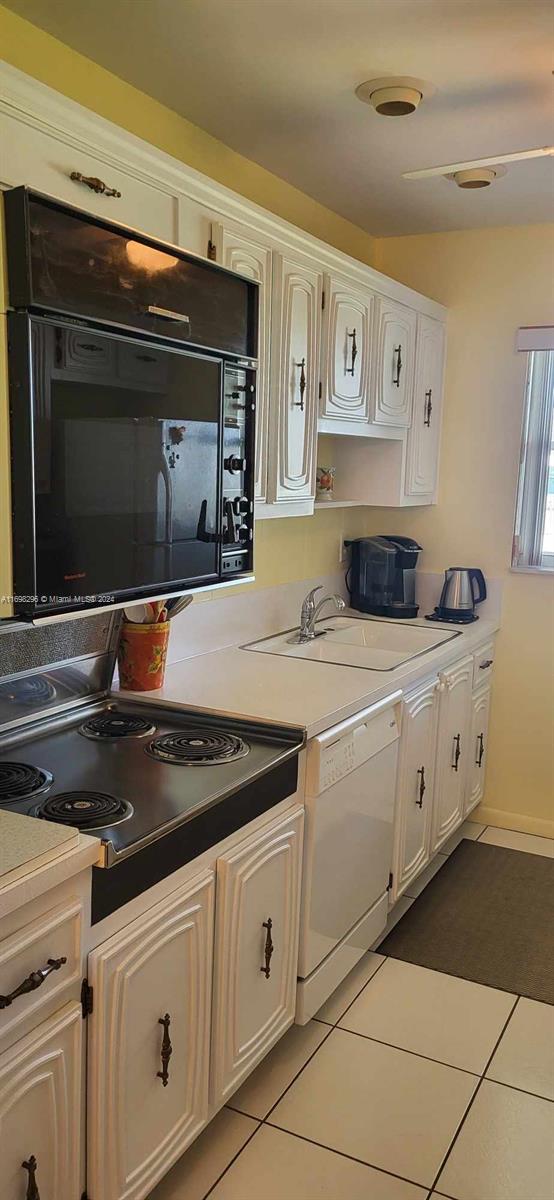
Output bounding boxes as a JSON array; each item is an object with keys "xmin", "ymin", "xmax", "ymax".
[{"xmin": 428, "ymin": 567, "xmax": 487, "ymax": 623}]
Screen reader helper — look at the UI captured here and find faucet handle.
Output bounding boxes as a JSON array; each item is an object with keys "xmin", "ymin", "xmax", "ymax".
[{"xmin": 301, "ymin": 586, "xmax": 322, "ymax": 614}]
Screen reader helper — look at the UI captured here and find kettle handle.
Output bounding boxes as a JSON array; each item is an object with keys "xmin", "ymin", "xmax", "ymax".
[{"xmin": 469, "ymin": 569, "xmax": 487, "ymax": 605}]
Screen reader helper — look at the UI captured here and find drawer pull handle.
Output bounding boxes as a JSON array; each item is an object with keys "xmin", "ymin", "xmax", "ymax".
[
  {"xmin": 452, "ymin": 733, "xmax": 461, "ymax": 772},
  {"xmin": 416, "ymin": 765, "xmax": 426, "ymax": 807},
  {"xmin": 346, "ymin": 328, "xmax": 358, "ymax": 376},
  {"xmin": 22, "ymin": 1155, "xmax": 40, "ymax": 1199},
  {"xmin": 146, "ymin": 305, "xmax": 190, "ymax": 324},
  {"xmin": 261, "ymin": 917, "xmax": 274, "ymax": 979},
  {"xmin": 393, "ymin": 344, "xmax": 402, "ymax": 387},
  {"xmin": 157, "ymin": 1013, "xmax": 172, "ymax": 1086},
  {"xmin": 479, "ymin": 659, "xmax": 493, "ymax": 669},
  {"xmin": 70, "ymin": 171, "xmax": 121, "ymax": 198},
  {"xmin": 476, "ymin": 733, "xmax": 485, "ymax": 767},
  {"xmin": 424, "ymin": 388, "xmax": 433, "ymax": 426},
  {"xmin": 0, "ymin": 956, "xmax": 67, "ymax": 1010}
]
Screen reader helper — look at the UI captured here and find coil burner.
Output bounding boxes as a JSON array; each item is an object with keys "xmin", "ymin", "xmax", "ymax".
[
  {"xmin": 145, "ymin": 729, "xmax": 250, "ymax": 766},
  {"xmin": 0, "ymin": 762, "xmax": 53, "ymax": 804},
  {"xmin": 36, "ymin": 791, "xmax": 133, "ymax": 829},
  {"xmin": 79, "ymin": 712, "xmax": 156, "ymax": 740}
]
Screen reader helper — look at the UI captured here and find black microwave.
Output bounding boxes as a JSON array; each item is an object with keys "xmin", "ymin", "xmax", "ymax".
[{"xmin": 5, "ymin": 189, "xmax": 258, "ymax": 619}]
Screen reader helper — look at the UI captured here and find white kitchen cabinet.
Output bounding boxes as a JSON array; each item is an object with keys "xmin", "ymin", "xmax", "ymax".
[
  {"xmin": 211, "ymin": 806, "xmax": 303, "ymax": 1106},
  {"xmin": 373, "ymin": 296, "xmax": 417, "ymax": 427},
  {"xmin": 320, "ymin": 272, "xmax": 374, "ymax": 423},
  {"xmin": 267, "ymin": 249, "xmax": 322, "ymax": 507},
  {"xmin": 431, "ymin": 657, "xmax": 473, "ymax": 852},
  {"xmin": 405, "ymin": 314, "xmax": 446, "ymax": 498},
  {"xmin": 87, "ymin": 871, "xmax": 214, "ymax": 1200},
  {"xmin": 212, "ymin": 218, "xmax": 272, "ymax": 501},
  {"xmin": 0, "ymin": 1002, "xmax": 83, "ymax": 1200},
  {"xmin": 465, "ymin": 685, "xmax": 491, "ymax": 815},
  {"xmin": 391, "ymin": 679, "xmax": 438, "ymax": 902}
]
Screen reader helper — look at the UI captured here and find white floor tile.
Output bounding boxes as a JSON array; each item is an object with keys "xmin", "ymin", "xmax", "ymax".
[
  {"xmin": 227, "ymin": 1020, "xmax": 328, "ymax": 1118},
  {"xmin": 147, "ymin": 1108, "xmax": 258, "ymax": 1200},
  {"xmin": 487, "ymin": 998, "xmax": 554, "ymax": 1100},
  {"xmin": 270, "ymin": 1027, "xmax": 477, "ymax": 1188},
  {"xmin": 437, "ymin": 1079, "xmax": 554, "ymax": 1200},
  {"xmin": 210, "ymin": 1125, "xmax": 428, "ymax": 1200},
  {"xmin": 339, "ymin": 958, "xmax": 515, "ymax": 1073},
  {"xmin": 441, "ymin": 821, "xmax": 486, "ymax": 855},
  {"xmin": 479, "ymin": 826, "xmax": 554, "ymax": 857},
  {"xmin": 315, "ymin": 951, "xmax": 385, "ymax": 1024},
  {"xmin": 404, "ymin": 853, "xmax": 448, "ymax": 898},
  {"xmin": 372, "ymin": 895, "xmax": 414, "ymax": 949}
]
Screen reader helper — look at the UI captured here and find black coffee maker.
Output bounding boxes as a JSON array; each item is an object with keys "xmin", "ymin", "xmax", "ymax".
[{"xmin": 345, "ymin": 536, "xmax": 423, "ymax": 618}]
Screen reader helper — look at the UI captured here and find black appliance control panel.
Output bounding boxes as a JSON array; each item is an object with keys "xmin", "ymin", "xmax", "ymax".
[{"xmin": 221, "ymin": 363, "xmax": 255, "ymax": 576}]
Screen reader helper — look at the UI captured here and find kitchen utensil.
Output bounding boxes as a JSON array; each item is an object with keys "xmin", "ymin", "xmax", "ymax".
[
  {"xmin": 123, "ymin": 604, "xmax": 151, "ymax": 624},
  {"xmin": 165, "ymin": 595, "xmax": 194, "ymax": 619}
]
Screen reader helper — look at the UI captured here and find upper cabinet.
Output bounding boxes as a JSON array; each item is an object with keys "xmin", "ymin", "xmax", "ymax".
[
  {"xmin": 267, "ymin": 248, "xmax": 323, "ymax": 508},
  {"xmin": 373, "ymin": 297, "xmax": 417, "ymax": 427},
  {"xmin": 405, "ymin": 314, "xmax": 446, "ymax": 498},
  {"xmin": 320, "ymin": 273, "xmax": 374, "ymax": 423},
  {"xmin": 212, "ymin": 218, "xmax": 272, "ymax": 502}
]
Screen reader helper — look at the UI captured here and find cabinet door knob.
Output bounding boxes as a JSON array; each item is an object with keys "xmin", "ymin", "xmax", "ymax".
[
  {"xmin": 157, "ymin": 1013, "xmax": 173, "ymax": 1086},
  {"xmin": 22, "ymin": 1155, "xmax": 40, "ymax": 1200},
  {"xmin": 479, "ymin": 659, "xmax": 493, "ymax": 669},
  {"xmin": 261, "ymin": 917, "xmax": 274, "ymax": 979}
]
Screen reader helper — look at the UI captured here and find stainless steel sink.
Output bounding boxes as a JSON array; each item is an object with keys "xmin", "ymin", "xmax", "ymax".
[{"xmin": 242, "ymin": 616, "xmax": 461, "ymax": 672}]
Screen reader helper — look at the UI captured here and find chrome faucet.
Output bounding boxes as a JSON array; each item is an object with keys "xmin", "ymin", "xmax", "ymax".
[{"xmin": 294, "ymin": 586, "xmax": 346, "ymax": 643}]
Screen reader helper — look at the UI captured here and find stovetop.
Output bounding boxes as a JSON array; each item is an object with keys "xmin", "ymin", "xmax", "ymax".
[{"xmin": 0, "ymin": 700, "xmax": 304, "ymax": 866}]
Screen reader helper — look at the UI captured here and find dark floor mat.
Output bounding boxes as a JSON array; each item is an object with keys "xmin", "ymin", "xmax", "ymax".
[{"xmin": 380, "ymin": 839, "xmax": 554, "ymax": 1004}]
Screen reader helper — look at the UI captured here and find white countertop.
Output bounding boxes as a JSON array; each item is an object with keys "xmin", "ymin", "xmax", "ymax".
[
  {"xmin": 0, "ymin": 810, "xmax": 101, "ymax": 919},
  {"xmin": 120, "ymin": 613, "xmax": 499, "ymax": 738}
]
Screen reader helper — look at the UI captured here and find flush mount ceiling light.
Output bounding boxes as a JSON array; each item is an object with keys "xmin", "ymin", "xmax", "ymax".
[
  {"xmin": 452, "ymin": 166, "xmax": 506, "ymax": 188},
  {"xmin": 355, "ymin": 76, "xmax": 434, "ymax": 117},
  {"xmin": 403, "ymin": 147, "xmax": 553, "ymax": 186}
]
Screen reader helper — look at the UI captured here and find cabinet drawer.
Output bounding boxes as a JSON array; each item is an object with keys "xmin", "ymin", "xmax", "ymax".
[
  {"xmin": 473, "ymin": 641, "xmax": 495, "ymax": 688},
  {"xmin": 0, "ymin": 896, "xmax": 83, "ymax": 1053}
]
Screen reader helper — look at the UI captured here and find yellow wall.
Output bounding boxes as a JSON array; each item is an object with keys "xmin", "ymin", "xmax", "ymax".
[{"xmin": 371, "ymin": 226, "xmax": 554, "ymax": 836}]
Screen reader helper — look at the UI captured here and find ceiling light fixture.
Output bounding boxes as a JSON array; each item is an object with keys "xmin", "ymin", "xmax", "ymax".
[{"xmin": 355, "ymin": 76, "xmax": 434, "ymax": 117}]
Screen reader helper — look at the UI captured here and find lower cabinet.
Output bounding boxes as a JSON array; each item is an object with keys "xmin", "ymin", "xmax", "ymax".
[
  {"xmin": 465, "ymin": 685, "xmax": 491, "ymax": 815},
  {"xmin": 391, "ymin": 679, "xmax": 438, "ymax": 901},
  {"xmin": 431, "ymin": 657, "xmax": 473, "ymax": 852},
  {"xmin": 87, "ymin": 871, "xmax": 215, "ymax": 1200},
  {"xmin": 210, "ymin": 806, "xmax": 304, "ymax": 1106},
  {"xmin": 0, "ymin": 1002, "xmax": 83, "ymax": 1200}
]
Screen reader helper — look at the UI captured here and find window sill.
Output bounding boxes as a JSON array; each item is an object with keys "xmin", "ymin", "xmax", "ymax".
[{"xmin": 510, "ymin": 564, "xmax": 554, "ymax": 575}]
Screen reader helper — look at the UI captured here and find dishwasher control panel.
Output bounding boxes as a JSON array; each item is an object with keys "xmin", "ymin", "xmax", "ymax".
[{"xmin": 306, "ymin": 694, "xmax": 402, "ymax": 795}]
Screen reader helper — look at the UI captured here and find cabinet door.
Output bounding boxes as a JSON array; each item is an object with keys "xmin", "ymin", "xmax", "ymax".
[
  {"xmin": 373, "ymin": 297, "xmax": 416, "ymax": 426},
  {"xmin": 211, "ymin": 806, "xmax": 303, "ymax": 1106},
  {"xmin": 87, "ymin": 872, "xmax": 214, "ymax": 1200},
  {"xmin": 405, "ymin": 315, "xmax": 446, "ymax": 497},
  {"xmin": 213, "ymin": 220, "xmax": 272, "ymax": 501},
  {"xmin": 320, "ymin": 273, "xmax": 374, "ymax": 421},
  {"xmin": 392, "ymin": 680, "xmax": 438, "ymax": 901},
  {"xmin": 432, "ymin": 657, "xmax": 473, "ymax": 852},
  {"xmin": 268, "ymin": 251, "xmax": 322, "ymax": 504},
  {"xmin": 0, "ymin": 1003, "xmax": 82, "ymax": 1200},
  {"xmin": 465, "ymin": 686, "xmax": 491, "ymax": 815}
]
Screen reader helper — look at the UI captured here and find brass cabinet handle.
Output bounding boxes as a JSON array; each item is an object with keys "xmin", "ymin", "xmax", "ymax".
[
  {"xmin": 70, "ymin": 171, "xmax": 121, "ymax": 198},
  {"xmin": 0, "ymin": 956, "xmax": 67, "ymax": 1010},
  {"xmin": 424, "ymin": 388, "xmax": 433, "ymax": 426},
  {"xmin": 476, "ymin": 732, "xmax": 485, "ymax": 767},
  {"xmin": 393, "ymin": 344, "xmax": 403, "ymax": 387},
  {"xmin": 293, "ymin": 359, "xmax": 306, "ymax": 411},
  {"xmin": 22, "ymin": 1155, "xmax": 40, "ymax": 1200},
  {"xmin": 416, "ymin": 765, "xmax": 426, "ymax": 807},
  {"xmin": 452, "ymin": 733, "xmax": 461, "ymax": 772},
  {"xmin": 346, "ymin": 328, "xmax": 358, "ymax": 376},
  {"xmin": 261, "ymin": 917, "xmax": 274, "ymax": 979},
  {"xmin": 157, "ymin": 1013, "xmax": 172, "ymax": 1086}
]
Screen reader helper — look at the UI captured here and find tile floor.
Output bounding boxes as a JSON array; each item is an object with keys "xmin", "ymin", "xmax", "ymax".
[{"xmin": 150, "ymin": 823, "xmax": 554, "ymax": 1200}]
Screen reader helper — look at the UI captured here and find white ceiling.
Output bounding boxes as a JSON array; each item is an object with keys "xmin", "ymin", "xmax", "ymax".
[{"xmin": 5, "ymin": 0, "xmax": 554, "ymax": 236}]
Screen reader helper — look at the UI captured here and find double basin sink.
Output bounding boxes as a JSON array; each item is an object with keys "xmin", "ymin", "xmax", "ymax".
[{"xmin": 244, "ymin": 616, "xmax": 461, "ymax": 672}]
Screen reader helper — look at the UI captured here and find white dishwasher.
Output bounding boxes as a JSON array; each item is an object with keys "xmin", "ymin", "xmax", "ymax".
[{"xmin": 296, "ymin": 692, "xmax": 402, "ymax": 1023}]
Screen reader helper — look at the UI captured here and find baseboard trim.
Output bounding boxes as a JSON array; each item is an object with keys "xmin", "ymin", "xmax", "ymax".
[{"xmin": 476, "ymin": 805, "xmax": 554, "ymax": 840}]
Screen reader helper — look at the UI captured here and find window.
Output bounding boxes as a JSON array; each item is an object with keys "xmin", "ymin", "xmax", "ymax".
[{"xmin": 512, "ymin": 345, "xmax": 554, "ymax": 572}]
